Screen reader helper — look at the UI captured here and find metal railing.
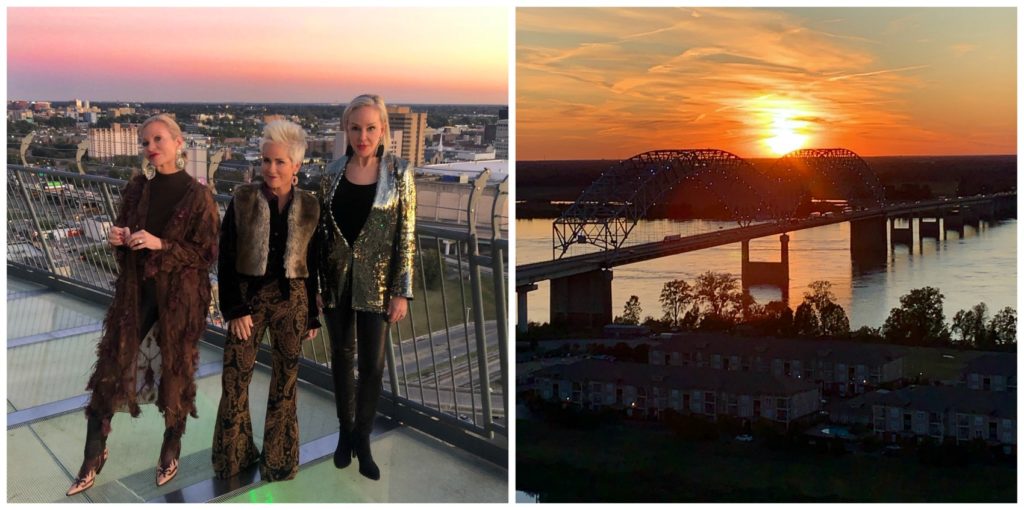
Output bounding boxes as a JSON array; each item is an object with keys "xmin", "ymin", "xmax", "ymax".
[{"xmin": 6, "ymin": 163, "xmax": 508, "ymax": 461}]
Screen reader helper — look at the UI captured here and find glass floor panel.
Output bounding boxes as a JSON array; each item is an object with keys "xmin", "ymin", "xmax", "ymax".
[
  {"xmin": 6, "ymin": 275, "xmax": 507, "ymax": 503},
  {"xmin": 217, "ymin": 426, "xmax": 507, "ymax": 503},
  {"xmin": 7, "ymin": 291, "xmax": 107, "ymax": 339},
  {"xmin": 8, "ymin": 334, "xmax": 222, "ymax": 411}
]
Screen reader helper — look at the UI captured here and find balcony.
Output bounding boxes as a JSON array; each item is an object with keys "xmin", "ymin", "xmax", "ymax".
[{"xmin": 6, "ymin": 161, "xmax": 508, "ymax": 503}]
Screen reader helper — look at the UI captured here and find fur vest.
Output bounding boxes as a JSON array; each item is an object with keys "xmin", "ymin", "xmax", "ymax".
[{"xmin": 232, "ymin": 184, "xmax": 319, "ymax": 278}]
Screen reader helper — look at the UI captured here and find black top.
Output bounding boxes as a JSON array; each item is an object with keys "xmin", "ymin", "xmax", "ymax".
[
  {"xmin": 332, "ymin": 175, "xmax": 377, "ymax": 246},
  {"xmin": 145, "ymin": 170, "xmax": 192, "ymax": 237},
  {"xmin": 218, "ymin": 185, "xmax": 320, "ymax": 329}
]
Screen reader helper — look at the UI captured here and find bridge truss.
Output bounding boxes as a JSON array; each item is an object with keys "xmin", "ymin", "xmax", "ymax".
[
  {"xmin": 771, "ymin": 148, "xmax": 886, "ymax": 210},
  {"xmin": 552, "ymin": 147, "xmax": 885, "ymax": 259},
  {"xmin": 552, "ymin": 149, "xmax": 780, "ymax": 258}
]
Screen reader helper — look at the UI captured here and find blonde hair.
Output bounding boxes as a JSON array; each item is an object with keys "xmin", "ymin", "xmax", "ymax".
[
  {"xmin": 140, "ymin": 113, "xmax": 187, "ymax": 162},
  {"xmin": 261, "ymin": 119, "xmax": 307, "ymax": 164},
  {"xmin": 342, "ymin": 94, "xmax": 390, "ymax": 156}
]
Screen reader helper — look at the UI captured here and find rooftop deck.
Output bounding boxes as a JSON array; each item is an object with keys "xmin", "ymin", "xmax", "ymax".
[{"xmin": 6, "ymin": 276, "xmax": 507, "ymax": 503}]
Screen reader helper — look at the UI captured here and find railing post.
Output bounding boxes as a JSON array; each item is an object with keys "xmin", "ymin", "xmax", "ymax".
[
  {"xmin": 467, "ymin": 168, "xmax": 494, "ymax": 435},
  {"xmin": 75, "ymin": 140, "xmax": 89, "ymax": 175},
  {"xmin": 490, "ymin": 175, "xmax": 509, "ymax": 421},
  {"xmin": 207, "ymin": 148, "xmax": 226, "ymax": 194},
  {"xmin": 10, "ymin": 167, "xmax": 59, "ymax": 271},
  {"xmin": 384, "ymin": 327, "xmax": 401, "ymax": 397},
  {"xmin": 19, "ymin": 132, "xmax": 35, "ymax": 166}
]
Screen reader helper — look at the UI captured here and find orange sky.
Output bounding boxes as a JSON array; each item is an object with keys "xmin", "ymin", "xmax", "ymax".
[
  {"xmin": 517, "ymin": 8, "xmax": 1016, "ymax": 159},
  {"xmin": 8, "ymin": 8, "xmax": 508, "ymax": 104}
]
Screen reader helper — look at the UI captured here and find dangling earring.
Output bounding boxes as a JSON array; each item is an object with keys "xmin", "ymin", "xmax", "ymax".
[
  {"xmin": 175, "ymin": 150, "xmax": 186, "ymax": 171},
  {"xmin": 141, "ymin": 159, "xmax": 155, "ymax": 180},
  {"xmin": 375, "ymin": 144, "xmax": 385, "ymax": 157},
  {"xmin": 345, "ymin": 145, "xmax": 354, "ymax": 157},
  {"xmin": 291, "ymin": 175, "xmax": 299, "ymax": 185}
]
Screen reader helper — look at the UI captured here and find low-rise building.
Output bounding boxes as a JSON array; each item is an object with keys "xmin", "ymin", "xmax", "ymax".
[
  {"xmin": 871, "ymin": 385, "xmax": 1015, "ymax": 448},
  {"xmin": 534, "ymin": 359, "xmax": 820, "ymax": 425},
  {"xmin": 961, "ymin": 353, "xmax": 1015, "ymax": 392},
  {"xmin": 650, "ymin": 333, "xmax": 905, "ymax": 396}
]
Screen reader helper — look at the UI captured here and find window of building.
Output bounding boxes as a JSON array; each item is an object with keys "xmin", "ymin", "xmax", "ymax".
[
  {"xmin": 703, "ymin": 392, "xmax": 716, "ymax": 415},
  {"xmin": 983, "ymin": 377, "xmax": 991, "ymax": 391},
  {"xmin": 989, "ymin": 421, "xmax": 998, "ymax": 440},
  {"xmin": 957, "ymin": 414, "xmax": 969, "ymax": 440},
  {"xmin": 753, "ymin": 399, "xmax": 761, "ymax": 417},
  {"xmin": 727, "ymin": 395, "xmax": 738, "ymax": 416},
  {"xmin": 783, "ymin": 361, "xmax": 791, "ymax": 376},
  {"xmin": 903, "ymin": 412, "xmax": 912, "ymax": 432}
]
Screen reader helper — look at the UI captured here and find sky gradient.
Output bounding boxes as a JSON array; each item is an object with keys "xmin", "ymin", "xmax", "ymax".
[
  {"xmin": 517, "ymin": 8, "xmax": 1016, "ymax": 159},
  {"xmin": 8, "ymin": 7, "xmax": 508, "ymax": 104}
]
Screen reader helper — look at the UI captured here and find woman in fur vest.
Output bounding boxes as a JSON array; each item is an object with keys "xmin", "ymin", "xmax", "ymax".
[
  {"xmin": 211, "ymin": 120, "xmax": 321, "ymax": 482},
  {"xmin": 68, "ymin": 114, "xmax": 220, "ymax": 496},
  {"xmin": 319, "ymin": 94, "xmax": 415, "ymax": 481}
]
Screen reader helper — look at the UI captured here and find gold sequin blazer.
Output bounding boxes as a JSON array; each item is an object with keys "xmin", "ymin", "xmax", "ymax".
[{"xmin": 319, "ymin": 153, "xmax": 416, "ymax": 313}]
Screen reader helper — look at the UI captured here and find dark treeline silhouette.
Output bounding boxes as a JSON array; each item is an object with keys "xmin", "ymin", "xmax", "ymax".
[
  {"xmin": 517, "ymin": 155, "xmax": 1017, "ymax": 219},
  {"xmin": 606, "ymin": 273, "xmax": 1016, "ymax": 351}
]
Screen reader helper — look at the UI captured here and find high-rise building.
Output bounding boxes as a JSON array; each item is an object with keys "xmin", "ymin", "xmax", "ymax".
[
  {"xmin": 88, "ymin": 123, "xmax": 139, "ymax": 160},
  {"xmin": 387, "ymin": 105, "xmax": 427, "ymax": 167},
  {"xmin": 494, "ymin": 119, "xmax": 508, "ymax": 159}
]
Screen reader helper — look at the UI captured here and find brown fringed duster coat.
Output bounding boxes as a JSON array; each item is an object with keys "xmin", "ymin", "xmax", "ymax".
[{"xmin": 84, "ymin": 174, "xmax": 220, "ymax": 430}]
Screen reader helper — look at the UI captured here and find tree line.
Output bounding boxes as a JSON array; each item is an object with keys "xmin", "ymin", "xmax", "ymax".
[{"xmin": 613, "ymin": 271, "xmax": 1015, "ymax": 351}]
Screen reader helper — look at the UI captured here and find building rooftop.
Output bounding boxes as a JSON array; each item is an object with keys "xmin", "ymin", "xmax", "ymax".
[
  {"xmin": 653, "ymin": 332, "xmax": 906, "ymax": 366},
  {"xmin": 962, "ymin": 352, "xmax": 1016, "ymax": 377},
  {"xmin": 535, "ymin": 359, "xmax": 818, "ymax": 397},
  {"xmin": 872, "ymin": 385, "xmax": 1016, "ymax": 418},
  {"xmin": 419, "ymin": 160, "xmax": 508, "ymax": 182}
]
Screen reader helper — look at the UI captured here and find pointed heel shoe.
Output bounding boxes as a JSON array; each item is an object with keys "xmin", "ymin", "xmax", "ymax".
[
  {"xmin": 66, "ymin": 448, "xmax": 109, "ymax": 497},
  {"xmin": 155, "ymin": 458, "xmax": 179, "ymax": 487}
]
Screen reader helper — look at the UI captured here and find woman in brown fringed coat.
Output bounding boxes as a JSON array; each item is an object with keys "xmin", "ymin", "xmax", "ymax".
[{"xmin": 66, "ymin": 114, "xmax": 220, "ymax": 496}]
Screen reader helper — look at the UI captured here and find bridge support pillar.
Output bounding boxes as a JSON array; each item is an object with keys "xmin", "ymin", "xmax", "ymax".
[
  {"xmin": 994, "ymin": 196, "xmax": 1016, "ymax": 219},
  {"xmin": 944, "ymin": 209, "xmax": 966, "ymax": 238},
  {"xmin": 740, "ymin": 234, "xmax": 789, "ymax": 302},
  {"xmin": 890, "ymin": 217, "xmax": 914, "ymax": 254},
  {"xmin": 849, "ymin": 217, "xmax": 887, "ymax": 267},
  {"xmin": 550, "ymin": 269, "xmax": 613, "ymax": 330},
  {"xmin": 516, "ymin": 284, "xmax": 538, "ymax": 333},
  {"xmin": 919, "ymin": 217, "xmax": 941, "ymax": 242}
]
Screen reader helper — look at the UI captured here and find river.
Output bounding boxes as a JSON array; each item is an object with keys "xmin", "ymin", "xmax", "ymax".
[{"xmin": 517, "ymin": 218, "xmax": 1017, "ymax": 329}]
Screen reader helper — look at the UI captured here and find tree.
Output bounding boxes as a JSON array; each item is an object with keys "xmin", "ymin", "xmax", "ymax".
[
  {"xmin": 659, "ymin": 279, "xmax": 693, "ymax": 327},
  {"xmin": 794, "ymin": 281, "xmax": 849, "ymax": 337},
  {"xmin": 819, "ymin": 302, "xmax": 850, "ymax": 337},
  {"xmin": 793, "ymin": 302, "xmax": 820, "ymax": 337},
  {"xmin": 882, "ymin": 287, "xmax": 950, "ymax": 346},
  {"xmin": 988, "ymin": 307, "xmax": 1017, "ymax": 348},
  {"xmin": 616, "ymin": 295, "xmax": 642, "ymax": 325},
  {"xmin": 951, "ymin": 303, "xmax": 989, "ymax": 348},
  {"xmin": 692, "ymin": 271, "xmax": 742, "ymax": 321}
]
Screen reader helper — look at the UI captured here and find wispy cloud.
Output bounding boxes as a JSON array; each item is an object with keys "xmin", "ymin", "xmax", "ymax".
[{"xmin": 518, "ymin": 7, "xmax": 1015, "ymax": 158}]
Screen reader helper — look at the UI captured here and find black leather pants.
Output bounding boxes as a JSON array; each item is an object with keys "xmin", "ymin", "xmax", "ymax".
[{"xmin": 323, "ymin": 297, "xmax": 389, "ymax": 439}]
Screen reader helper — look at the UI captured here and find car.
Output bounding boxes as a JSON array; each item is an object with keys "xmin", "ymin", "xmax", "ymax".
[{"xmin": 735, "ymin": 434, "xmax": 754, "ymax": 442}]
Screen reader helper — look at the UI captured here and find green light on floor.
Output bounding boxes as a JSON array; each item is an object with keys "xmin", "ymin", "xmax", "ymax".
[{"xmin": 247, "ymin": 488, "xmax": 275, "ymax": 503}]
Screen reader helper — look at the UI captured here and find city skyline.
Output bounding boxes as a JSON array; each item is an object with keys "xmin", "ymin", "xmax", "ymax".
[
  {"xmin": 8, "ymin": 7, "xmax": 508, "ymax": 105},
  {"xmin": 518, "ymin": 7, "xmax": 1016, "ymax": 159}
]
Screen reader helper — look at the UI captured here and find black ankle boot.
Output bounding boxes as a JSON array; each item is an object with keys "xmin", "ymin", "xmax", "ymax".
[
  {"xmin": 333, "ymin": 429, "xmax": 352, "ymax": 469},
  {"xmin": 354, "ymin": 435, "xmax": 379, "ymax": 480}
]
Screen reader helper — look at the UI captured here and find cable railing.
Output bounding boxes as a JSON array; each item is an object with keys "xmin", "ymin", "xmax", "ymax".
[{"xmin": 7, "ymin": 163, "xmax": 508, "ymax": 458}]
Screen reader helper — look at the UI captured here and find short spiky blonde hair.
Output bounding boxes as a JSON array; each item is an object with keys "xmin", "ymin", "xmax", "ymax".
[
  {"xmin": 342, "ymin": 94, "xmax": 390, "ymax": 156},
  {"xmin": 261, "ymin": 119, "xmax": 307, "ymax": 164}
]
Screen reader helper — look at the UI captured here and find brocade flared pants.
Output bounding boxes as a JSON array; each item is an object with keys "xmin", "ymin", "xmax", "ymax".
[{"xmin": 212, "ymin": 280, "xmax": 307, "ymax": 482}]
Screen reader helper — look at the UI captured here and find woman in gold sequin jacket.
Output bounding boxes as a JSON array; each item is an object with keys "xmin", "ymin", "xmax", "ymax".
[{"xmin": 318, "ymin": 94, "xmax": 415, "ymax": 481}]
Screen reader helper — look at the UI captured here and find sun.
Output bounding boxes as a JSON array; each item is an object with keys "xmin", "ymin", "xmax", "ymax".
[{"xmin": 764, "ymin": 109, "xmax": 809, "ymax": 155}]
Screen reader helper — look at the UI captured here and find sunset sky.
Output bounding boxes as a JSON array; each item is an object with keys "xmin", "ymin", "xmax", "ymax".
[
  {"xmin": 8, "ymin": 7, "xmax": 508, "ymax": 104},
  {"xmin": 518, "ymin": 8, "xmax": 1016, "ymax": 159}
]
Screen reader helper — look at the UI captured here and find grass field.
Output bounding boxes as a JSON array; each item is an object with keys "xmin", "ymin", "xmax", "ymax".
[
  {"xmin": 517, "ymin": 419, "xmax": 1016, "ymax": 502},
  {"xmin": 901, "ymin": 346, "xmax": 989, "ymax": 382}
]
